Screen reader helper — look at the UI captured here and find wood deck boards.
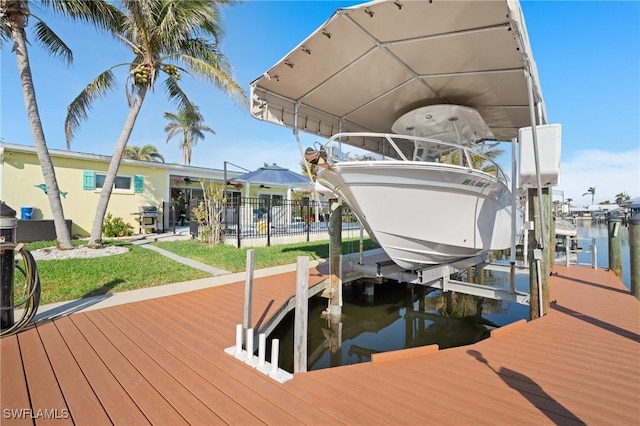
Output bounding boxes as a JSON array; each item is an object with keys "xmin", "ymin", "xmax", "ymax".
[{"xmin": 1, "ymin": 263, "xmax": 638, "ymax": 425}]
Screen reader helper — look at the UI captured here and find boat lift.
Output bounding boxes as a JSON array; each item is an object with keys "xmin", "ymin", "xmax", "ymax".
[
  {"xmin": 344, "ymin": 253, "xmax": 530, "ymax": 306},
  {"xmin": 249, "ymin": 0, "xmax": 557, "ymax": 319}
]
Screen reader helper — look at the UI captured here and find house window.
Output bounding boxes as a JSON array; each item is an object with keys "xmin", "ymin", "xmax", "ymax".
[
  {"xmin": 259, "ymin": 193, "xmax": 283, "ymax": 209},
  {"xmin": 83, "ymin": 171, "xmax": 143, "ymax": 193},
  {"xmin": 96, "ymin": 174, "xmax": 131, "ymax": 190}
]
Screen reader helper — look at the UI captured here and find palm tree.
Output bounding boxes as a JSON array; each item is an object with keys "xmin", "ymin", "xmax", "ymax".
[
  {"xmin": 164, "ymin": 106, "xmax": 214, "ymax": 165},
  {"xmin": 1, "ymin": 0, "xmax": 118, "ymax": 249},
  {"xmin": 300, "ymin": 159, "xmax": 318, "ymax": 181},
  {"xmin": 615, "ymin": 192, "xmax": 630, "ymax": 207},
  {"xmin": 583, "ymin": 187, "xmax": 596, "ymax": 205},
  {"xmin": 65, "ymin": 0, "xmax": 247, "ymax": 248},
  {"xmin": 123, "ymin": 144, "xmax": 165, "ymax": 162}
]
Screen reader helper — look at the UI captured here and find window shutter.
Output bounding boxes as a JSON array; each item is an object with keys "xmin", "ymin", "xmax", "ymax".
[
  {"xmin": 134, "ymin": 175, "xmax": 144, "ymax": 193},
  {"xmin": 83, "ymin": 171, "xmax": 95, "ymax": 190}
]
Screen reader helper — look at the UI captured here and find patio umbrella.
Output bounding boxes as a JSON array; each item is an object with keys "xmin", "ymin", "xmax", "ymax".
[{"xmin": 235, "ymin": 164, "xmax": 311, "ymax": 187}]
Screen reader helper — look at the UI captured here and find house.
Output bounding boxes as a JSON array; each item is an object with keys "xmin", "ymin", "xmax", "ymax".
[{"xmin": 0, "ymin": 142, "xmax": 292, "ymax": 238}]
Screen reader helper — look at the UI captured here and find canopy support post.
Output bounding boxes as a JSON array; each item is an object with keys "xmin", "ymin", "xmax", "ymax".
[{"xmin": 510, "ymin": 137, "xmax": 517, "ymax": 293}]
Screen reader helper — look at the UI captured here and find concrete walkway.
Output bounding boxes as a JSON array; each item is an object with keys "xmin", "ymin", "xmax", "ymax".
[{"xmin": 133, "ymin": 240, "xmax": 231, "ymax": 276}]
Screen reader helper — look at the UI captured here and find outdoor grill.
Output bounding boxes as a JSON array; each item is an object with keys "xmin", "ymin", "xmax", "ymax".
[{"xmin": 138, "ymin": 205, "xmax": 162, "ymax": 234}]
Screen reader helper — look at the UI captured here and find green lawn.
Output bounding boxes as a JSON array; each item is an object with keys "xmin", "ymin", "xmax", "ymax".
[
  {"xmin": 21, "ymin": 238, "xmax": 378, "ymax": 305},
  {"xmin": 152, "ymin": 237, "xmax": 379, "ymax": 272}
]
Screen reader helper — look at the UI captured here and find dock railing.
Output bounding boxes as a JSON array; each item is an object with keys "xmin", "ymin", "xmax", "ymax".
[{"xmin": 558, "ymin": 235, "xmax": 597, "ymax": 269}]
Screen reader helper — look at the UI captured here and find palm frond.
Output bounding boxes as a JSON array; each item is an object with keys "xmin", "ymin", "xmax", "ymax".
[
  {"xmin": 31, "ymin": 18, "xmax": 72, "ymax": 65},
  {"xmin": 41, "ymin": 0, "xmax": 125, "ymax": 34},
  {"xmin": 164, "ymin": 124, "xmax": 182, "ymax": 143},
  {"xmin": 163, "ymin": 76, "xmax": 195, "ymax": 112},
  {"xmin": 177, "ymin": 51, "xmax": 247, "ymax": 107},
  {"xmin": 65, "ymin": 70, "xmax": 117, "ymax": 146}
]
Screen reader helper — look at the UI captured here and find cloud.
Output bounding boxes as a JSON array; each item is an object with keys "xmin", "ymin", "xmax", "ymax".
[{"xmin": 556, "ymin": 148, "xmax": 640, "ymax": 205}]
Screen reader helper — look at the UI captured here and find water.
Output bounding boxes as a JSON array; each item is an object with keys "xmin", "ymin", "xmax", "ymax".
[{"xmin": 269, "ymin": 271, "xmax": 530, "ymax": 373}]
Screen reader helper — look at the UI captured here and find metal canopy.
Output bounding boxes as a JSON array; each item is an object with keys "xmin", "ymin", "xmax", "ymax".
[{"xmin": 250, "ymin": 0, "xmax": 547, "ymax": 154}]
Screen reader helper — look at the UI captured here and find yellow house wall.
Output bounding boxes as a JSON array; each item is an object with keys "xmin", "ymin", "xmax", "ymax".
[{"xmin": 2, "ymin": 150, "xmax": 167, "ymax": 237}]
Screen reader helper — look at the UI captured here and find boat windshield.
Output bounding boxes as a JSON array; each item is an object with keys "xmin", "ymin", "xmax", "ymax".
[{"xmin": 324, "ymin": 132, "xmax": 509, "ymax": 186}]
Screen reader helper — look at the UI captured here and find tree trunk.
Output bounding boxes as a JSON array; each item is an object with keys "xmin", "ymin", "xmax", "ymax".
[
  {"xmin": 88, "ymin": 87, "xmax": 147, "ymax": 247},
  {"xmin": 11, "ymin": 23, "xmax": 73, "ymax": 249}
]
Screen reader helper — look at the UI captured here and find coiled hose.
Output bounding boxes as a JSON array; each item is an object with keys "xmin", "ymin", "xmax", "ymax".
[{"xmin": 0, "ymin": 242, "xmax": 41, "ymax": 337}]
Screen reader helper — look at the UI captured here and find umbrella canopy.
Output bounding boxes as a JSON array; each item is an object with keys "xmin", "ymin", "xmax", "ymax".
[{"xmin": 235, "ymin": 164, "xmax": 311, "ymax": 187}]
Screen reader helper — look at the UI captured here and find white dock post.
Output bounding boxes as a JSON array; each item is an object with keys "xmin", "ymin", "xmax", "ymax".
[
  {"xmin": 235, "ymin": 324, "xmax": 243, "ymax": 354},
  {"xmin": 246, "ymin": 328, "xmax": 254, "ymax": 360},
  {"xmin": 258, "ymin": 333, "xmax": 266, "ymax": 367},
  {"xmin": 244, "ymin": 249, "xmax": 254, "ymax": 330},
  {"xmin": 565, "ymin": 236, "xmax": 570, "ymax": 267},
  {"xmin": 592, "ymin": 238, "xmax": 598, "ymax": 269},
  {"xmin": 271, "ymin": 339, "xmax": 280, "ymax": 375}
]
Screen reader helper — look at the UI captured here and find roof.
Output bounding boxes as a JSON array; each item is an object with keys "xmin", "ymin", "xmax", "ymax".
[
  {"xmin": 627, "ymin": 196, "xmax": 640, "ymax": 209},
  {"xmin": 0, "ymin": 142, "xmax": 241, "ymax": 181},
  {"xmin": 250, "ymin": 0, "xmax": 546, "ymax": 156}
]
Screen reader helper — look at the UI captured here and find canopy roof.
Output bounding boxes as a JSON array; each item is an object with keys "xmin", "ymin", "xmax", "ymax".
[
  {"xmin": 235, "ymin": 164, "xmax": 310, "ymax": 187},
  {"xmin": 250, "ymin": 0, "xmax": 547, "ymax": 155}
]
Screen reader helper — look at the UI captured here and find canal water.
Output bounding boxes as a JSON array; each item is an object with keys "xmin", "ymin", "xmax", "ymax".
[
  {"xmin": 268, "ymin": 221, "xmax": 633, "ymax": 373},
  {"xmin": 269, "ymin": 267, "xmax": 531, "ymax": 373},
  {"xmin": 571, "ymin": 220, "xmax": 631, "ymax": 289}
]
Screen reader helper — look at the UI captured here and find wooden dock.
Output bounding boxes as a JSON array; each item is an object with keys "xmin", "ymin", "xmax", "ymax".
[{"xmin": 1, "ymin": 262, "xmax": 638, "ymax": 425}]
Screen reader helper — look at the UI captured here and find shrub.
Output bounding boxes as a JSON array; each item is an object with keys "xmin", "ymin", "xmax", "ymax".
[{"xmin": 103, "ymin": 213, "xmax": 134, "ymax": 237}]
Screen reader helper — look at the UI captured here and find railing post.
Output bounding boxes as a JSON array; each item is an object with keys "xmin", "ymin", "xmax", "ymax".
[
  {"xmin": 306, "ymin": 198, "xmax": 310, "ymax": 242},
  {"xmin": 266, "ymin": 197, "xmax": 271, "ymax": 247},
  {"xmin": 236, "ymin": 198, "xmax": 242, "ymax": 249},
  {"xmin": 592, "ymin": 238, "xmax": 597, "ymax": 269},
  {"xmin": 629, "ymin": 214, "xmax": 640, "ymax": 300}
]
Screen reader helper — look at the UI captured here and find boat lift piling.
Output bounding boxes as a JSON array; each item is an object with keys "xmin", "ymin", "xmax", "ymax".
[
  {"xmin": 608, "ymin": 213, "xmax": 623, "ymax": 281},
  {"xmin": 323, "ymin": 198, "xmax": 343, "ymax": 318}
]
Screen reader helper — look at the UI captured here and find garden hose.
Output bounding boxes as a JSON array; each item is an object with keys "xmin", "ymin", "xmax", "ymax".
[{"xmin": 0, "ymin": 242, "xmax": 41, "ymax": 337}]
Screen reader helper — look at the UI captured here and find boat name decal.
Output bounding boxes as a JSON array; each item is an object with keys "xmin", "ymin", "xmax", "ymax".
[{"xmin": 461, "ymin": 179, "xmax": 488, "ymax": 188}]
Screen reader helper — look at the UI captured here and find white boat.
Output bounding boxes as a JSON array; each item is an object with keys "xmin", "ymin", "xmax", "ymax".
[
  {"xmin": 307, "ymin": 105, "xmax": 520, "ymax": 269},
  {"xmin": 555, "ymin": 217, "xmax": 578, "ymax": 237},
  {"xmin": 249, "ymin": 0, "xmax": 547, "ymax": 270}
]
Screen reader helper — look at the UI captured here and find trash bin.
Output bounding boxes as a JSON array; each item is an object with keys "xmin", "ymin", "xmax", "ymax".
[{"xmin": 20, "ymin": 207, "xmax": 33, "ymax": 220}]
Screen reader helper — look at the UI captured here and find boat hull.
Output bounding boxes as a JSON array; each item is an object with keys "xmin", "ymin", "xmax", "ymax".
[{"xmin": 318, "ymin": 161, "xmax": 520, "ymax": 270}]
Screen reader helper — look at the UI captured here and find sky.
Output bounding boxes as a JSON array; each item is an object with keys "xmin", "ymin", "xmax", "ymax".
[{"xmin": 1, "ymin": 0, "xmax": 639, "ymax": 206}]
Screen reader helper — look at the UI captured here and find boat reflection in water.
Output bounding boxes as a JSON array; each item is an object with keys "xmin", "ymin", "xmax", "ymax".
[{"xmin": 269, "ymin": 274, "xmax": 528, "ymax": 373}]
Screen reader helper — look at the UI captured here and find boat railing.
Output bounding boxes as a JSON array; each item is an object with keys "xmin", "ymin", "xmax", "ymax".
[{"xmin": 324, "ymin": 132, "xmax": 509, "ymax": 186}]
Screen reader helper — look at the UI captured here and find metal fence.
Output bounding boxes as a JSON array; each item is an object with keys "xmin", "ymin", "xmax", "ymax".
[{"xmin": 187, "ymin": 197, "xmax": 363, "ymax": 247}]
